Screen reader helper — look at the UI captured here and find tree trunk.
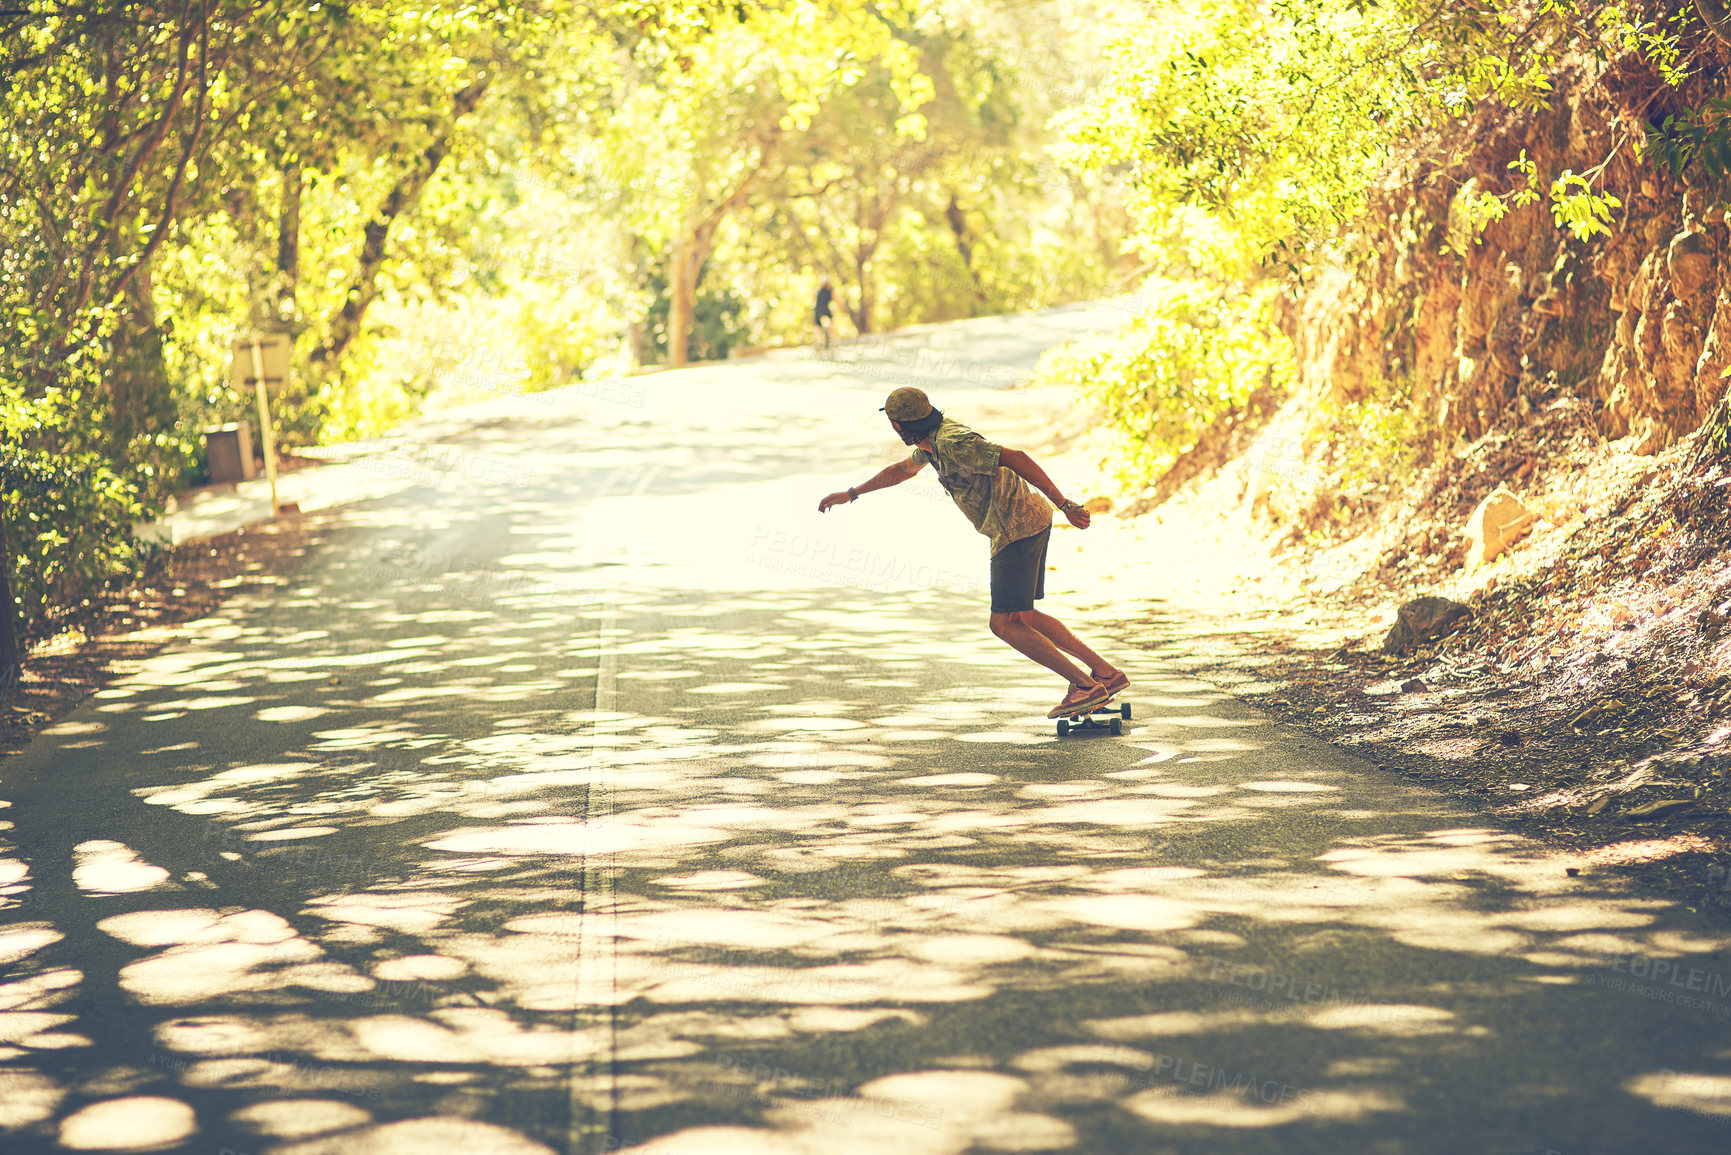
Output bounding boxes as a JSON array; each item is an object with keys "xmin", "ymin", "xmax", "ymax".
[
  {"xmin": 666, "ymin": 210, "xmax": 737, "ymax": 365},
  {"xmin": 664, "ymin": 136, "xmax": 779, "ymax": 367},
  {"xmin": 0, "ymin": 506, "xmax": 19, "ymax": 700},
  {"xmin": 851, "ymin": 234, "xmax": 881, "ymax": 335},
  {"xmin": 668, "ymin": 210, "xmax": 731, "ymax": 366},
  {"xmin": 851, "ymin": 258, "xmax": 872, "ymax": 336},
  {"xmin": 846, "ymin": 191, "xmax": 893, "ymax": 335},
  {"xmin": 312, "ymin": 77, "xmax": 489, "ymax": 368},
  {"xmin": 667, "ymin": 230, "xmax": 699, "ymax": 368},
  {"xmin": 945, "ymin": 192, "xmax": 987, "ymax": 311},
  {"xmin": 106, "ymin": 262, "xmax": 173, "ymax": 472},
  {"xmin": 275, "ymin": 160, "xmax": 302, "ymax": 316}
]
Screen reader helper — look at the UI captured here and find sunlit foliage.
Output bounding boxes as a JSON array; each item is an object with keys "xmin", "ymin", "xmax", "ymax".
[{"xmin": 1041, "ymin": 0, "xmax": 1694, "ymax": 485}]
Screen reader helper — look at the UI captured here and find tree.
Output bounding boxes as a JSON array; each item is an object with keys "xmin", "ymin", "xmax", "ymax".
[
  {"xmin": 600, "ymin": 2, "xmax": 934, "ymax": 362},
  {"xmin": 740, "ymin": 0, "xmax": 1132, "ymax": 335},
  {"xmin": 310, "ymin": 76, "xmax": 494, "ymax": 369},
  {"xmin": 0, "ymin": 0, "xmax": 742, "ymax": 675}
]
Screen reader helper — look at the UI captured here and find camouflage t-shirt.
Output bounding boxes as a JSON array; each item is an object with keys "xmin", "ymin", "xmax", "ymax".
[{"xmin": 912, "ymin": 418, "xmax": 1052, "ymax": 556}]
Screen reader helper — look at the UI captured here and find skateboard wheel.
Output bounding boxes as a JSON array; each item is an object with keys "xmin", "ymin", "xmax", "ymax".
[
  {"xmin": 1057, "ymin": 719, "xmax": 1071, "ymax": 737},
  {"xmin": 1110, "ymin": 717, "xmax": 1122, "ymax": 736},
  {"xmin": 1121, "ymin": 702, "xmax": 1132, "ymax": 719}
]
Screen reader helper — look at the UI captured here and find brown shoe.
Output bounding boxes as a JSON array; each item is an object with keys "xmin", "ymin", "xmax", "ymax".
[
  {"xmin": 1049, "ymin": 681, "xmax": 1112, "ymax": 719},
  {"xmin": 1094, "ymin": 668, "xmax": 1130, "ymax": 698}
]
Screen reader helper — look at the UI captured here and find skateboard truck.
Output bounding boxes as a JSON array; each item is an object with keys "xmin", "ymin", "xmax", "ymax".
[{"xmin": 1057, "ymin": 699, "xmax": 1130, "ymax": 737}]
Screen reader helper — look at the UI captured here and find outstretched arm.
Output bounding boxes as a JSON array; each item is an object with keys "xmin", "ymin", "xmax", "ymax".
[
  {"xmin": 1000, "ymin": 448, "xmax": 1090, "ymax": 528},
  {"xmin": 819, "ymin": 456, "xmax": 927, "ymax": 512}
]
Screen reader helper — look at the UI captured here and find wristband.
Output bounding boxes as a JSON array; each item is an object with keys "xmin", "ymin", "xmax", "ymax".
[{"xmin": 848, "ymin": 487, "xmax": 859, "ymax": 502}]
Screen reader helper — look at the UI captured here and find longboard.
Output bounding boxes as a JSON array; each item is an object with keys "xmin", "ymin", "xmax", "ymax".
[{"xmin": 1056, "ymin": 695, "xmax": 1131, "ymax": 737}]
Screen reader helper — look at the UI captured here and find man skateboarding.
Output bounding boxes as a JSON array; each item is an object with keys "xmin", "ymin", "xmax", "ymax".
[{"xmin": 818, "ymin": 386, "xmax": 1128, "ymax": 719}]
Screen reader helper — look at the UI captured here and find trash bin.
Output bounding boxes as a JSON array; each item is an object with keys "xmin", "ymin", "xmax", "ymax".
[{"xmin": 204, "ymin": 423, "xmax": 256, "ymax": 484}]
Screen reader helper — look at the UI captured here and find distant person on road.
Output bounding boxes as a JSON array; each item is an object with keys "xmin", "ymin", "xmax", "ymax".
[
  {"xmin": 813, "ymin": 276, "xmax": 835, "ymax": 356},
  {"xmin": 818, "ymin": 386, "xmax": 1128, "ymax": 719}
]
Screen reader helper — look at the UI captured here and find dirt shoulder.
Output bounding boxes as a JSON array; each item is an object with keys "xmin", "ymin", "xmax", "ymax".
[{"xmin": 1, "ymin": 513, "xmax": 333, "ymax": 760}]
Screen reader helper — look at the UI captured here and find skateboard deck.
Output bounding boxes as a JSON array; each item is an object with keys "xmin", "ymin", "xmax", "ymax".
[{"xmin": 1055, "ymin": 694, "xmax": 1130, "ymax": 736}]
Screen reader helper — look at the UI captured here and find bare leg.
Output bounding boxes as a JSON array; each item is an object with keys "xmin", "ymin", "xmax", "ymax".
[
  {"xmin": 990, "ymin": 611, "xmax": 1092, "ymax": 686},
  {"xmin": 1020, "ymin": 608, "xmax": 1119, "ymax": 680}
]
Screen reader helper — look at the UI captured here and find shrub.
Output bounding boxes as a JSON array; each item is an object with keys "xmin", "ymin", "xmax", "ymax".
[
  {"xmin": 1036, "ymin": 278, "xmax": 1295, "ymax": 482},
  {"xmin": 1, "ymin": 386, "xmax": 149, "ymax": 638}
]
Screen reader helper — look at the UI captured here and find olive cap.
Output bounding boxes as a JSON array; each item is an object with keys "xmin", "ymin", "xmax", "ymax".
[{"xmin": 881, "ymin": 387, "xmax": 933, "ymax": 421}]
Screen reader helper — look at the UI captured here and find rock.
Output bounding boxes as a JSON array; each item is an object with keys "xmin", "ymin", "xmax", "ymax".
[
  {"xmin": 1462, "ymin": 487, "xmax": 1536, "ymax": 565},
  {"xmin": 1382, "ymin": 595, "xmax": 1472, "ymax": 654},
  {"xmin": 1400, "ymin": 678, "xmax": 1428, "ymax": 693},
  {"xmin": 1624, "ymin": 798, "xmax": 1695, "ymax": 821},
  {"xmin": 1668, "ymin": 230, "xmax": 1714, "ymax": 300}
]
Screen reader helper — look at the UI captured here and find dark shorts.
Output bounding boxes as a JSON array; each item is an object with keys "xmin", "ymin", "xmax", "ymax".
[{"xmin": 989, "ymin": 527, "xmax": 1049, "ymax": 613}]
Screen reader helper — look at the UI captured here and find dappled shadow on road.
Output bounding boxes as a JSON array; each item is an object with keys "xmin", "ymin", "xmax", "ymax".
[{"xmin": 3, "ymin": 503, "xmax": 1731, "ymax": 1152}]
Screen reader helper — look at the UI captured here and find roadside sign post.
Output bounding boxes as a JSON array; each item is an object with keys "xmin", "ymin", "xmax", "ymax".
[
  {"xmin": 231, "ymin": 333, "xmax": 292, "ymax": 515},
  {"xmin": 248, "ymin": 338, "xmax": 280, "ymax": 514}
]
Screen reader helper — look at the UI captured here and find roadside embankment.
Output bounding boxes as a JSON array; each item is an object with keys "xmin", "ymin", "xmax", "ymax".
[{"xmin": 983, "ymin": 371, "xmax": 1731, "ymax": 915}]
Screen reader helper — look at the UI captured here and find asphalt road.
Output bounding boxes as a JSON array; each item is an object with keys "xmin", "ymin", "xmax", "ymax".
[{"xmin": 4, "ymin": 305, "xmax": 1730, "ymax": 1154}]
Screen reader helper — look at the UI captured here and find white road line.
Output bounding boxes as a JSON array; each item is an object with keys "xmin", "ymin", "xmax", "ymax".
[{"xmin": 570, "ymin": 462, "xmax": 656, "ymax": 1153}]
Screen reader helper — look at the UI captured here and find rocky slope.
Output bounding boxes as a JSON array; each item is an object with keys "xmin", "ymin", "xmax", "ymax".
[{"xmin": 1300, "ymin": 41, "xmax": 1731, "ymax": 455}]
